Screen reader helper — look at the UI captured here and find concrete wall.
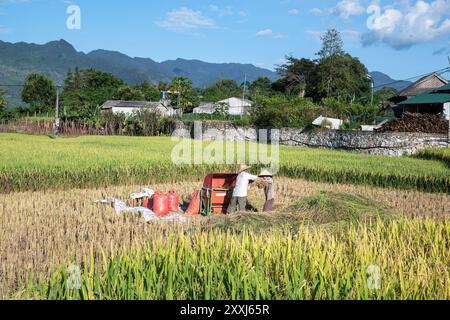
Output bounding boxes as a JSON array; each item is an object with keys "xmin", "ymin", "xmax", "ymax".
[{"xmin": 172, "ymin": 121, "xmax": 449, "ymax": 157}]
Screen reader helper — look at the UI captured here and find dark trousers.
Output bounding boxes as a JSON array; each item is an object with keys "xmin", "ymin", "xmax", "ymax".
[
  {"xmin": 227, "ymin": 197, "xmax": 247, "ymax": 214},
  {"xmin": 263, "ymin": 199, "xmax": 275, "ymax": 212}
]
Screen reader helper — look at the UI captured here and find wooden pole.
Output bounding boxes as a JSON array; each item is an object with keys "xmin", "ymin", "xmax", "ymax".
[
  {"xmin": 54, "ymin": 86, "xmax": 60, "ymax": 136},
  {"xmin": 447, "ymin": 58, "xmax": 449, "ymax": 148}
]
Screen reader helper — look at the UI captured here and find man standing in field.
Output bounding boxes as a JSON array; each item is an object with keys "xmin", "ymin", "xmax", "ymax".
[{"xmin": 227, "ymin": 164, "xmax": 258, "ymax": 214}]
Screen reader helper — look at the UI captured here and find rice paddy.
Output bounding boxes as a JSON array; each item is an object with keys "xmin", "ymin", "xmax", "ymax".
[
  {"xmin": 0, "ymin": 133, "xmax": 449, "ymax": 193},
  {"xmin": 1, "ymin": 178, "xmax": 449, "ymax": 299},
  {"xmin": 15, "ymin": 219, "xmax": 450, "ymax": 300},
  {"xmin": 0, "ymin": 133, "xmax": 448, "ymax": 300}
]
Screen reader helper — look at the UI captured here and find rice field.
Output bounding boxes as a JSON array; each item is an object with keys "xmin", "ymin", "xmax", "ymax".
[
  {"xmin": 0, "ymin": 133, "xmax": 449, "ymax": 193},
  {"xmin": 0, "ymin": 133, "xmax": 449, "ymax": 300},
  {"xmin": 16, "ymin": 219, "xmax": 450, "ymax": 300},
  {"xmin": 1, "ymin": 178, "xmax": 449, "ymax": 299},
  {"xmin": 416, "ymin": 148, "xmax": 450, "ymax": 165}
]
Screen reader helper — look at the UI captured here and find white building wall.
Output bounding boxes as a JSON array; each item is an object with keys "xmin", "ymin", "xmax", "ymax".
[
  {"xmin": 111, "ymin": 107, "xmax": 140, "ymax": 115},
  {"xmin": 193, "ymin": 107, "xmax": 215, "ymax": 114},
  {"xmin": 444, "ymin": 102, "xmax": 450, "ymax": 120},
  {"xmin": 228, "ymin": 107, "xmax": 245, "ymax": 116}
]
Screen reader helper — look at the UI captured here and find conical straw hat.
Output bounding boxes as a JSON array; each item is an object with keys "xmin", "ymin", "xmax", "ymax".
[
  {"xmin": 259, "ymin": 169, "xmax": 273, "ymax": 177},
  {"xmin": 238, "ymin": 164, "xmax": 252, "ymax": 173}
]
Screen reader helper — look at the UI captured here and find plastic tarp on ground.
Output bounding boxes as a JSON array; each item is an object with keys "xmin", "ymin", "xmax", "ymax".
[
  {"xmin": 312, "ymin": 116, "xmax": 343, "ymax": 130},
  {"xmin": 95, "ymin": 198, "xmax": 187, "ymax": 223}
]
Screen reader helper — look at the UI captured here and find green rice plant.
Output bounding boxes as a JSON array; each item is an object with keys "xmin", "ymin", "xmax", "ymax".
[
  {"xmin": 416, "ymin": 148, "xmax": 450, "ymax": 166},
  {"xmin": 1, "ymin": 177, "xmax": 447, "ymax": 298},
  {"xmin": 15, "ymin": 218, "xmax": 450, "ymax": 300},
  {"xmin": 0, "ymin": 133, "xmax": 449, "ymax": 193},
  {"xmin": 289, "ymin": 191, "xmax": 396, "ymax": 225}
]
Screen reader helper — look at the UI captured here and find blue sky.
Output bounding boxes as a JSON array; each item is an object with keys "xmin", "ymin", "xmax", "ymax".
[{"xmin": 0, "ymin": 0, "xmax": 450, "ymax": 79}]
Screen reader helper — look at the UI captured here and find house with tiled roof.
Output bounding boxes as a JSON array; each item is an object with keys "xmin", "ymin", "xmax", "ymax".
[
  {"xmin": 389, "ymin": 73, "xmax": 448, "ymax": 105},
  {"xmin": 399, "ymin": 83, "xmax": 450, "ymax": 120},
  {"xmin": 101, "ymin": 100, "xmax": 178, "ymax": 117},
  {"xmin": 388, "ymin": 73, "xmax": 448, "ymax": 117}
]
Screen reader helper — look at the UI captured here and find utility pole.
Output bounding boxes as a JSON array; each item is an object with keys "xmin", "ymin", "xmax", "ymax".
[
  {"xmin": 242, "ymin": 73, "xmax": 247, "ymax": 102},
  {"xmin": 54, "ymin": 86, "xmax": 60, "ymax": 136},
  {"xmin": 447, "ymin": 57, "xmax": 450, "ymax": 148},
  {"xmin": 242, "ymin": 74, "xmax": 247, "ymax": 119},
  {"xmin": 177, "ymin": 79, "xmax": 181, "ymax": 114},
  {"xmin": 366, "ymin": 74, "xmax": 374, "ymax": 105},
  {"xmin": 371, "ymin": 80, "xmax": 374, "ymax": 106}
]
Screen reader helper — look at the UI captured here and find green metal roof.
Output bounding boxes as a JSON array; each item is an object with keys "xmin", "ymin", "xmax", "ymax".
[
  {"xmin": 435, "ymin": 83, "xmax": 450, "ymax": 92},
  {"xmin": 399, "ymin": 92, "xmax": 450, "ymax": 105}
]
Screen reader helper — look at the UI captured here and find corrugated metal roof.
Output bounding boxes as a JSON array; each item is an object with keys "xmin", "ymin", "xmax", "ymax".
[
  {"xmin": 435, "ymin": 83, "xmax": 450, "ymax": 92},
  {"xmin": 101, "ymin": 100, "xmax": 163, "ymax": 109},
  {"xmin": 393, "ymin": 73, "xmax": 448, "ymax": 98},
  {"xmin": 399, "ymin": 93, "xmax": 450, "ymax": 105},
  {"xmin": 218, "ymin": 97, "xmax": 253, "ymax": 107},
  {"xmin": 193, "ymin": 103, "xmax": 216, "ymax": 114}
]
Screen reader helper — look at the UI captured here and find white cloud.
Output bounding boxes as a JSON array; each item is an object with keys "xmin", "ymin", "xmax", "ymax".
[
  {"xmin": 156, "ymin": 7, "xmax": 215, "ymax": 33},
  {"xmin": 363, "ymin": 0, "xmax": 450, "ymax": 49},
  {"xmin": 274, "ymin": 33, "xmax": 288, "ymax": 39},
  {"xmin": 288, "ymin": 8, "xmax": 300, "ymax": 15},
  {"xmin": 332, "ymin": 0, "xmax": 365, "ymax": 19},
  {"xmin": 209, "ymin": 4, "xmax": 233, "ymax": 16},
  {"xmin": 257, "ymin": 28, "xmax": 287, "ymax": 40},
  {"xmin": 342, "ymin": 30, "xmax": 361, "ymax": 38},
  {"xmin": 432, "ymin": 46, "xmax": 450, "ymax": 55},
  {"xmin": 0, "ymin": 26, "xmax": 11, "ymax": 33},
  {"xmin": 256, "ymin": 29, "xmax": 273, "ymax": 36},
  {"xmin": 0, "ymin": 0, "xmax": 32, "ymax": 4},
  {"xmin": 309, "ymin": 8, "xmax": 324, "ymax": 15},
  {"xmin": 309, "ymin": 1, "xmax": 364, "ymax": 19},
  {"xmin": 305, "ymin": 30, "xmax": 322, "ymax": 39}
]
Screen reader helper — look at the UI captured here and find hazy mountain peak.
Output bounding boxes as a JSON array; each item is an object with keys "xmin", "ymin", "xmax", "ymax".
[
  {"xmin": 369, "ymin": 71, "xmax": 412, "ymax": 91},
  {"xmin": 45, "ymin": 39, "xmax": 76, "ymax": 52}
]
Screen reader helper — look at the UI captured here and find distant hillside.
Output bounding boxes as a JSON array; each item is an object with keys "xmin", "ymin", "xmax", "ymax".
[
  {"xmin": 369, "ymin": 71, "xmax": 412, "ymax": 92},
  {"xmin": 0, "ymin": 39, "xmax": 417, "ymax": 106},
  {"xmin": 0, "ymin": 39, "xmax": 278, "ymax": 105}
]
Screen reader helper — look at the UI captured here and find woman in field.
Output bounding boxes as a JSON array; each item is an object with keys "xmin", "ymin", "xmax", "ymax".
[{"xmin": 258, "ymin": 169, "xmax": 276, "ymax": 212}]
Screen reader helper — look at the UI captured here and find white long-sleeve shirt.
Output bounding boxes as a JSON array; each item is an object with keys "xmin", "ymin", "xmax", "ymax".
[{"xmin": 233, "ymin": 172, "xmax": 258, "ymax": 197}]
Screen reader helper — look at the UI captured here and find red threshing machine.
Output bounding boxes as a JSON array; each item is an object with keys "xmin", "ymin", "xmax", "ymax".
[{"xmin": 200, "ymin": 173, "xmax": 238, "ymax": 216}]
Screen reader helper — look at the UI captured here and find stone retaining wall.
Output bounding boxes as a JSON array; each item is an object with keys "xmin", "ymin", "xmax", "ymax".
[{"xmin": 172, "ymin": 121, "xmax": 449, "ymax": 156}]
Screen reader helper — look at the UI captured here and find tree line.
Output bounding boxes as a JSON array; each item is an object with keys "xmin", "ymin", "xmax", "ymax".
[{"xmin": 0, "ymin": 29, "xmax": 398, "ymax": 127}]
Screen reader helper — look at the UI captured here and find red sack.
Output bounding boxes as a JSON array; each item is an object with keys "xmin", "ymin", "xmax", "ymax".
[
  {"xmin": 185, "ymin": 189, "xmax": 200, "ymax": 216},
  {"xmin": 153, "ymin": 191, "xmax": 169, "ymax": 216},
  {"xmin": 167, "ymin": 189, "xmax": 180, "ymax": 212},
  {"xmin": 142, "ymin": 198, "xmax": 152, "ymax": 209}
]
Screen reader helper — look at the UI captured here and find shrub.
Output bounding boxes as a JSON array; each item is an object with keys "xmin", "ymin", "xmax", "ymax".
[
  {"xmin": 321, "ymin": 97, "xmax": 380, "ymax": 118},
  {"xmin": 252, "ymin": 95, "xmax": 327, "ymax": 128},
  {"xmin": 97, "ymin": 110, "xmax": 173, "ymax": 136}
]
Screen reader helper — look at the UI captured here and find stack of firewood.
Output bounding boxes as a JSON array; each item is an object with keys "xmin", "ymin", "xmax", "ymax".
[{"xmin": 376, "ymin": 113, "xmax": 449, "ymax": 134}]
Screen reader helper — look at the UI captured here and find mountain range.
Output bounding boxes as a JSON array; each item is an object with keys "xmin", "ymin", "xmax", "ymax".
[
  {"xmin": 0, "ymin": 39, "xmax": 412, "ymax": 105},
  {"xmin": 369, "ymin": 71, "xmax": 412, "ymax": 92}
]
